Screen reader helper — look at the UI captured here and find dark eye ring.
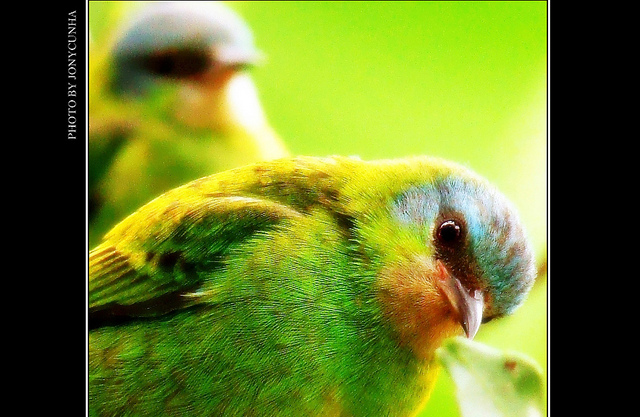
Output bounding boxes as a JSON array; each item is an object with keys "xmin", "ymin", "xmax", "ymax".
[
  {"xmin": 142, "ymin": 49, "xmax": 211, "ymax": 78},
  {"xmin": 437, "ymin": 219, "xmax": 464, "ymax": 246}
]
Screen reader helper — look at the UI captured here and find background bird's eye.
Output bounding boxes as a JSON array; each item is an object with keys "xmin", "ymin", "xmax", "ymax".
[
  {"xmin": 437, "ymin": 219, "xmax": 464, "ymax": 246},
  {"xmin": 142, "ymin": 49, "xmax": 211, "ymax": 78}
]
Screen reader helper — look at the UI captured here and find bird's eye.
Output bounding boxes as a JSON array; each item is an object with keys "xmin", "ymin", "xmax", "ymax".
[
  {"xmin": 142, "ymin": 49, "xmax": 211, "ymax": 78},
  {"xmin": 437, "ymin": 219, "xmax": 464, "ymax": 246}
]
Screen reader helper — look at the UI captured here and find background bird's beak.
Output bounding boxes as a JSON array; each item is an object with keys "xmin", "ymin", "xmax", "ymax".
[
  {"xmin": 435, "ymin": 260, "xmax": 484, "ymax": 339},
  {"xmin": 214, "ymin": 44, "xmax": 265, "ymax": 67}
]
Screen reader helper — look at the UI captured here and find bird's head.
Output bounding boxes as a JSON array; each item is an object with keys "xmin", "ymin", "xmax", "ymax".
[
  {"xmin": 100, "ymin": 2, "xmax": 286, "ymax": 164},
  {"xmin": 366, "ymin": 159, "xmax": 536, "ymax": 358},
  {"xmin": 110, "ymin": 1, "xmax": 261, "ymax": 96}
]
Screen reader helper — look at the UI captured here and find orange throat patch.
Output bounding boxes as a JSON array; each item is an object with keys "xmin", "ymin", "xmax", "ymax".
[{"xmin": 376, "ymin": 257, "xmax": 464, "ymax": 361}]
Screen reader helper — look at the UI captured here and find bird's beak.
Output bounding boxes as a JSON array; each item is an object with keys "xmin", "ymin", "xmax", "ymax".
[
  {"xmin": 214, "ymin": 44, "xmax": 265, "ymax": 67},
  {"xmin": 435, "ymin": 260, "xmax": 484, "ymax": 339}
]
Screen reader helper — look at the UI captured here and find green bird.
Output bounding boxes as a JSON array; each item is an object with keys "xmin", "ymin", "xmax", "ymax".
[
  {"xmin": 89, "ymin": 1, "xmax": 288, "ymax": 247},
  {"xmin": 89, "ymin": 156, "xmax": 535, "ymax": 416}
]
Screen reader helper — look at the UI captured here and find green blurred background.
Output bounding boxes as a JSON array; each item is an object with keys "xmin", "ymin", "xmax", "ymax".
[{"xmin": 89, "ymin": 1, "xmax": 547, "ymax": 415}]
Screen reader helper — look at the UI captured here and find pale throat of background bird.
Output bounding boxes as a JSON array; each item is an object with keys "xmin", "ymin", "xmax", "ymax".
[{"xmin": 174, "ymin": 71, "xmax": 285, "ymax": 159}]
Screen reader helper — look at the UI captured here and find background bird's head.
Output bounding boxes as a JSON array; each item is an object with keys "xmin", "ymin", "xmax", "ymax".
[{"xmin": 109, "ymin": 1, "xmax": 264, "ymax": 131}]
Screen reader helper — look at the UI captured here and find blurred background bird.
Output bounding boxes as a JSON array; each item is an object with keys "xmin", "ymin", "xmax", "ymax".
[{"xmin": 89, "ymin": 1, "xmax": 288, "ymax": 247}]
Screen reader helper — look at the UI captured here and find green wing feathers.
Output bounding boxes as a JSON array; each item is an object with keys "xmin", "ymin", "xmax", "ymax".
[{"xmin": 89, "ymin": 191, "xmax": 303, "ymax": 326}]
